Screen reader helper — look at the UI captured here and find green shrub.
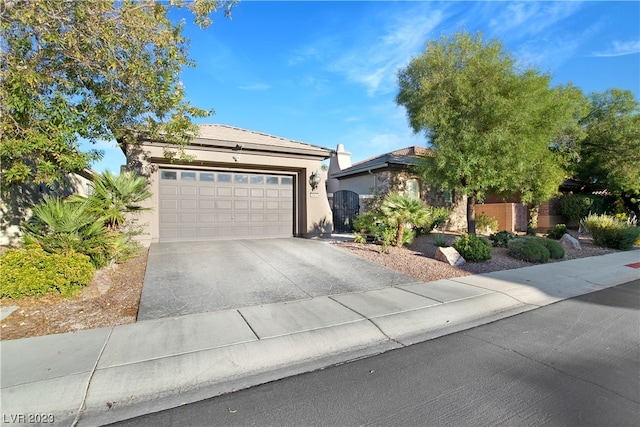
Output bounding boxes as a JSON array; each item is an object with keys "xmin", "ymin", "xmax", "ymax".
[
  {"xmin": 546, "ymin": 224, "xmax": 568, "ymax": 240},
  {"xmin": 536, "ymin": 237, "xmax": 565, "ymax": 259},
  {"xmin": 476, "ymin": 213, "xmax": 499, "ymax": 233},
  {"xmin": 489, "ymin": 230, "xmax": 516, "ymax": 248},
  {"xmin": 0, "ymin": 246, "xmax": 95, "ymax": 299},
  {"xmin": 433, "ymin": 233, "xmax": 448, "ymax": 247},
  {"xmin": 581, "ymin": 214, "xmax": 640, "ymax": 250},
  {"xmin": 22, "ymin": 196, "xmax": 117, "ymax": 268},
  {"xmin": 353, "ymin": 232, "xmax": 367, "ymax": 243},
  {"xmin": 507, "ymin": 238, "xmax": 550, "ymax": 263},
  {"xmin": 560, "ymin": 194, "xmax": 612, "ymax": 223},
  {"xmin": 453, "ymin": 233, "xmax": 492, "ymax": 262},
  {"xmin": 353, "ymin": 211, "xmax": 380, "ymax": 234},
  {"xmin": 415, "ymin": 206, "xmax": 451, "ymax": 235}
]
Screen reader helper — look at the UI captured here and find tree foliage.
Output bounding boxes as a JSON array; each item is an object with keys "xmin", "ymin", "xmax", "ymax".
[
  {"xmin": 572, "ymin": 89, "xmax": 640, "ymax": 218},
  {"xmin": 396, "ymin": 32, "xmax": 588, "ymax": 234},
  {"xmin": 1, "ymin": 0, "xmax": 235, "ymax": 186}
]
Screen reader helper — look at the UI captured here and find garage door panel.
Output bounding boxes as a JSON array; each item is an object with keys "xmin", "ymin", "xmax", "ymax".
[
  {"xmin": 217, "ymin": 213, "xmax": 233, "ymax": 222},
  {"xmin": 179, "ymin": 228, "xmax": 197, "ymax": 239},
  {"xmin": 160, "ymin": 200, "xmax": 178, "ymax": 210},
  {"xmin": 200, "ymin": 214, "xmax": 216, "ymax": 223},
  {"xmin": 234, "ymin": 188, "xmax": 249, "ymax": 197},
  {"xmin": 234, "ymin": 213, "xmax": 249, "ymax": 222},
  {"xmin": 180, "ymin": 213, "xmax": 197, "ymax": 223},
  {"xmin": 160, "ymin": 229, "xmax": 178, "ymax": 239},
  {"xmin": 217, "ymin": 187, "xmax": 232, "ymax": 197},
  {"xmin": 200, "ymin": 187, "xmax": 215, "ymax": 196},
  {"xmin": 180, "ymin": 186, "xmax": 197, "ymax": 196},
  {"xmin": 198, "ymin": 228, "xmax": 216, "ymax": 238},
  {"xmin": 159, "ymin": 168, "xmax": 294, "ymax": 242},
  {"xmin": 180, "ymin": 199, "xmax": 197, "ymax": 209},
  {"xmin": 200, "ymin": 200, "xmax": 215, "ymax": 209},
  {"xmin": 160, "ymin": 186, "xmax": 178, "ymax": 196},
  {"xmin": 216, "ymin": 200, "xmax": 232, "ymax": 210},
  {"xmin": 160, "ymin": 214, "xmax": 178, "ymax": 223}
]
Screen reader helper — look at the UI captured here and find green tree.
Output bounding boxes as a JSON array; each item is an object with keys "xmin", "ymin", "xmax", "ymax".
[
  {"xmin": 1, "ymin": 0, "xmax": 235, "ymax": 187},
  {"xmin": 380, "ymin": 193, "xmax": 429, "ymax": 247},
  {"xmin": 396, "ymin": 32, "xmax": 588, "ymax": 234},
  {"xmin": 572, "ymin": 89, "xmax": 640, "ymax": 218},
  {"xmin": 72, "ymin": 171, "xmax": 152, "ymax": 231}
]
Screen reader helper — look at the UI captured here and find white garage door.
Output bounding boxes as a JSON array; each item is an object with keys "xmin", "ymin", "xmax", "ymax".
[{"xmin": 159, "ymin": 169, "xmax": 294, "ymax": 242}]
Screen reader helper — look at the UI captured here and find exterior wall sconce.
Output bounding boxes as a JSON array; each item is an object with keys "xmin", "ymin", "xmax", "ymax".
[{"xmin": 309, "ymin": 170, "xmax": 322, "ymax": 191}]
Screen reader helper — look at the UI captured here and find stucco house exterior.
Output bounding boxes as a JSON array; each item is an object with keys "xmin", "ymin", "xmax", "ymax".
[
  {"xmin": 126, "ymin": 124, "xmax": 334, "ymax": 245},
  {"xmin": 328, "ymin": 145, "xmax": 467, "ymax": 232}
]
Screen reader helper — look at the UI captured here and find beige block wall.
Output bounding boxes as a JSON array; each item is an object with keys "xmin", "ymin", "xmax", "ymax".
[{"xmin": 129, "ymin": 143, "xmax": 333, "ymax": 245}]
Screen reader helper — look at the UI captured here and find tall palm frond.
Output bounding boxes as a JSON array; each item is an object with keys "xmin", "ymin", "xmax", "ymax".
[{"xmin": 73, "ymin": 171, "xmax": 152, "ymax": 231}]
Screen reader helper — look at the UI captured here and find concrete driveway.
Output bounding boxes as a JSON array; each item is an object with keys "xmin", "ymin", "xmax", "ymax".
[{"xmin": 138, "ymin": 238, "xmax": 418, "ymax": 320}]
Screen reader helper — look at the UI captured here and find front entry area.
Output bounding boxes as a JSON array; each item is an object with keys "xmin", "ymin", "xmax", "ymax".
[{"xmin": 158, "ymin": 168, "xmax": 294, "ymax": 242}]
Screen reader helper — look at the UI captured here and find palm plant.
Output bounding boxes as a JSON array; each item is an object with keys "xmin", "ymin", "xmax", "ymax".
[
  {"xmin": 74, "ymin": 171, "xmax": 152, "ymax": 231},
  {"xmin": 22, "ymin": 196, "xmax": 115, "ymax": 268},
  {"xmin": 380, "ymin": 193, "xmax": 430, "ymax": 247}
]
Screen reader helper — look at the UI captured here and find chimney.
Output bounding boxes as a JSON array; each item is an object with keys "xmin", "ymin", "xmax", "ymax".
[{"xmin": 326, "ymin": 144, "xmax": 352, "ymax": 194}]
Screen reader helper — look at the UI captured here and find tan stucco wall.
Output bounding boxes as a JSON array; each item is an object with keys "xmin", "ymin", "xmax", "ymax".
[
  {"xmin": 128, "ymin": 142, "xmax": 333, "ymax": 245},
  {"xmin": 335, "ymin": 174, "xmax": 376, "ymax": 196}
]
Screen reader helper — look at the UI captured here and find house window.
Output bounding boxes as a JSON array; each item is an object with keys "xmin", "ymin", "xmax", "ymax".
[
  {"xmin": 181, "ymin": 171, "xmax": 196, "ymax": 181},
  {"xmin": 406, "ymin": 179, "xmax": 420, "ymax": 200},
  {"xmin": 161, "ymin": 171, "xmax": 177, "ymax": 180}
]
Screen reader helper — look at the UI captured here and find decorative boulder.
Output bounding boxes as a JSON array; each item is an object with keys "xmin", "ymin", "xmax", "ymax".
[
  {"xmin": 435, "ymin": 246, "xmax": 466, "ymax": 266},
  {"xmin": 559, "ymin": 233, "xmax": 581, "ymax": 250}
]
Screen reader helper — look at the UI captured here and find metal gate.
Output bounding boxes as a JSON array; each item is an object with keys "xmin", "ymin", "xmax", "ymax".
[{"xmin": 332, "ymin": 190, "xmax": 360, "ymax": 233}]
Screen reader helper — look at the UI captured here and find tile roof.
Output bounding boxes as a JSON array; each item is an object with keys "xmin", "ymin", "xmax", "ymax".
[{"xmin": 331, "ymin": 146, "xmax": 431, "ymax": 178}]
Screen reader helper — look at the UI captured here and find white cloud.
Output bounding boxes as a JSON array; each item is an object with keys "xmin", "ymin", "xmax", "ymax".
[
  {"xmin": 238, "ymin": 83, "xmax": 271, "ymax": 91},
  {"xmin": 330, "ymin": 5, "xmax": 447, "ymax": 96},
  {"xmin": 288, "ymin": 3, "xmax": 448, "ymax": 97},
  {"xmin": 488, "ymin": 1, "xmax": 583, "ymax": 39},
  {"xmin": 592, "ymin": 40, "xmax": 640, "ymax": 57}
]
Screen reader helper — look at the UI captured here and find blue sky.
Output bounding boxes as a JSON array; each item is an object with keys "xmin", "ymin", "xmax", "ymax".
[{"xmin": 91, "ymin": 0, "xmax": 640, "ymax": 172}]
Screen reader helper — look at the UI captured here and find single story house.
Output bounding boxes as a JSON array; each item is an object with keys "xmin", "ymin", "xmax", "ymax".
[{"xmin": 126, "ymin": 124, "xmax": 334, "ymax": 245}]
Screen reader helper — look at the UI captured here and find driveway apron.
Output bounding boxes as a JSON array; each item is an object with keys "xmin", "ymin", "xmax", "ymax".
[{"xmin": 138, "ymin": 238, "xmax": 417, "ymax": 320}]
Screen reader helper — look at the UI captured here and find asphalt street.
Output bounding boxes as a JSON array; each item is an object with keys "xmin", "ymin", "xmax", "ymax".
[{"xmin": 111, "ymin": 279, "xmax": 640, "ymax": 427}]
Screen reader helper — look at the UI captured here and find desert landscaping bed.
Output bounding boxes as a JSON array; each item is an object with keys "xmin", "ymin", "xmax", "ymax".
[{"xmin": 0, "ymin": 233, "xmax": 618, "ymax": 341}]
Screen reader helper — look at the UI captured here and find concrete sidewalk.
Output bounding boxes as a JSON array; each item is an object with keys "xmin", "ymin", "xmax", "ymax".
[{"xmin": 1, "ymin": 250, "xmax": 638, "ymax": 426}]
